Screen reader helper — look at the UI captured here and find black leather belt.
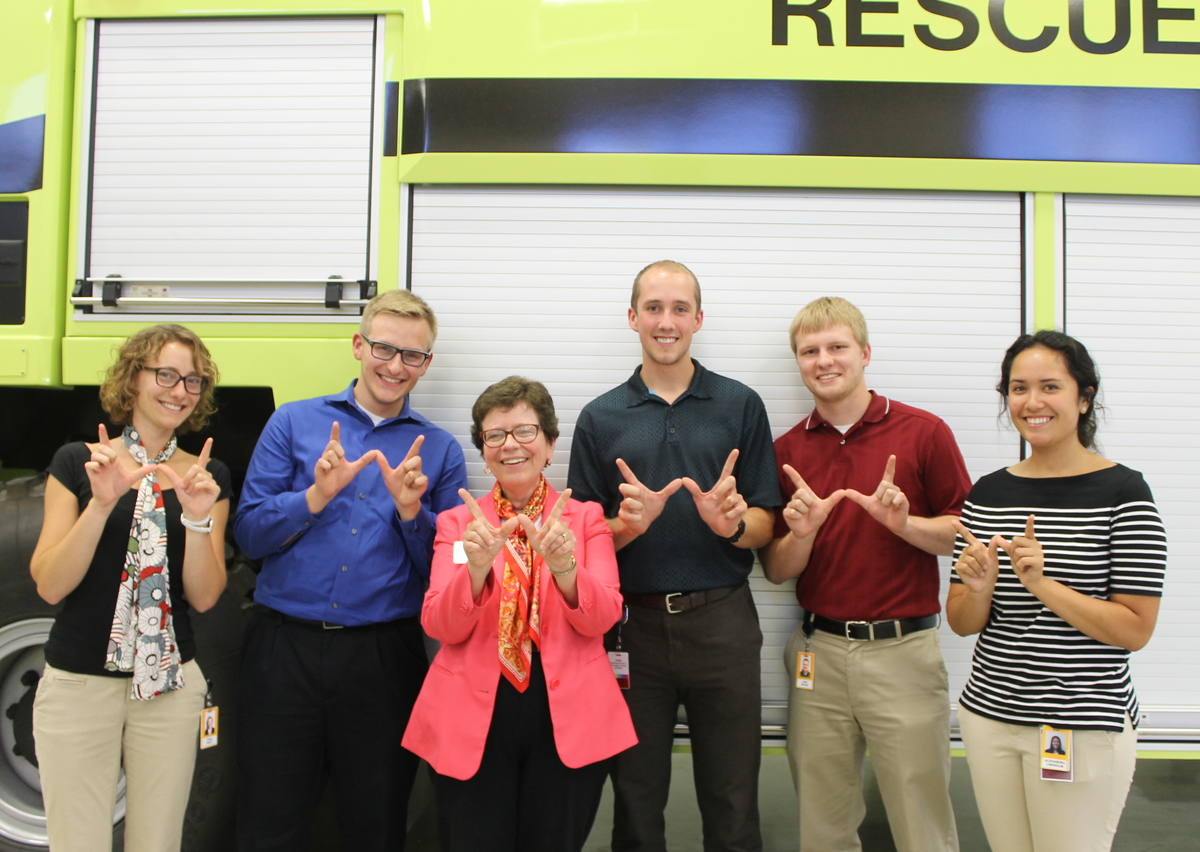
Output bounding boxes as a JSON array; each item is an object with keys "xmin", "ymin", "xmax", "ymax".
[
  {"xmin": 625, "ymin": 583, "xmax": 742, "ymax": 614},
  {"xmin": 257, "ymin": 604, "xmax": 380, "ymax": 631},
  {"xmin": 808, "ymin": 612, "xmax": 939, "ymax": 641}
]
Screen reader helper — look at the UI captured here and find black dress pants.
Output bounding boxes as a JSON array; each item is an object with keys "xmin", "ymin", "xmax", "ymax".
[
  {"xmin": 609, "ymin": 582, "xmax": 764, "ymax": 852},
  {"xmin": 236, "ymin": 608, "xmax": 428, "ymax": 852},
  {"xmin": 432, "ymin": 654, "xmax": 611, "ymax": 852}
]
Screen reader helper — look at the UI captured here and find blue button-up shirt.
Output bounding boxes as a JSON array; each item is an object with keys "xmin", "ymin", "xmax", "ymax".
[{"xmin": 235, "ymin": 382, "xmax": 468, "ymax": 625}]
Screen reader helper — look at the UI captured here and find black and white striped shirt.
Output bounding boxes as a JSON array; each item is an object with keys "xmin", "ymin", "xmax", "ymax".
[{"xmin": 951, "ymin": 464, "xmax": 1167, "ymax": 732}]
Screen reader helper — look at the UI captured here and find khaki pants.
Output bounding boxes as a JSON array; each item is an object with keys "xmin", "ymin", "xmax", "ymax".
[
  {"xmin": 33, "ymin": 660, "xmax": 205, "ymax": 852},
  {"xmin": 783, "ymin": 624, "xmax": 958, "ymax": 852},
  {"xmin": 959, "ymin": 707, "xmax": 1136, "ymax": 852}
]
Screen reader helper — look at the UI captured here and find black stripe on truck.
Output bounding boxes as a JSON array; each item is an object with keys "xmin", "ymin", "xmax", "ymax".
[{"xmin": 401, "ymin": 77, "xmax": 1200, "ymax": 166}]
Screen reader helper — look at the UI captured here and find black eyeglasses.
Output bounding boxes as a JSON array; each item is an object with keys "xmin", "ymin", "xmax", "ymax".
[
  {"xmin": 361, "ymin": 333, "xmax": 431, "ymax": 368},
  {"xmin": 480, "ymin": 424, "xmax": 541, "ymax": 448},
  {"xmin": 143, "ymin": 366, "xmax": 208, "ymax": 395}
]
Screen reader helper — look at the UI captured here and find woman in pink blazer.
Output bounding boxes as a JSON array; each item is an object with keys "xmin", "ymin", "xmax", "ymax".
[{"xmin": 402, "ymin": 376, "xmax": 636, "ymax": 851}]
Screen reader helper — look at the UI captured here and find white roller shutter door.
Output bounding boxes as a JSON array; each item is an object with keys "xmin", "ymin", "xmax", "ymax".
[
  {"xmin": 80, "ymin": 17, "xmax": 379, "ymax": 317},
  {"xmin": 1065, "ymin": 194, "xmax": 1200, "ymax": 738},
  {"xmin": 408, "ymin": 185, "xmax": 1024, "ymax": 730}
]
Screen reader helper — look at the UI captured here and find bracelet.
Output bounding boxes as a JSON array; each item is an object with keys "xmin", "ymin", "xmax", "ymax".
[
  {"xmin": 548, "ymin": 556, "xmax": 577, "ymax": 576},
  {"xmin": 181, "ymin": 514, "xmax": 214, "ymax": 534}
]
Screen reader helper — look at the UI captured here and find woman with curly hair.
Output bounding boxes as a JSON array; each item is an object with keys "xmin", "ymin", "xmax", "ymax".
[{"xmin": 30, "ymin": 323, "xmax": 230, "ymax": 852}]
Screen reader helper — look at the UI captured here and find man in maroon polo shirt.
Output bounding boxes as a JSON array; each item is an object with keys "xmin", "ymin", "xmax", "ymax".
[{"xmin": 761, "ymin": 297, "xmax": 970, "ymax": 852}]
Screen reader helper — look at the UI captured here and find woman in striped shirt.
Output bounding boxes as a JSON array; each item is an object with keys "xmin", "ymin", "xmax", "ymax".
[{"xmin": 947, "ymin": 330, "xmax": 1167, "ymax": 852}]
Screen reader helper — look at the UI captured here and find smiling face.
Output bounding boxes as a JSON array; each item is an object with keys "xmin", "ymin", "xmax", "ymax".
[
  {"xmin": 481, "ymin": 402, "xmax": 556, "ymax": 509},
  {"xmin": 352, "ymin": 313, "xmax": 433, "ymax": 419},
  {"xmin": 793, "ymin": 323, "xmax": 872, "ymax": 413},
  {"xmin": 628, "ymin": 267, "xmax": 703, "ymax": 369},
  {"xmin": 1007, "ymin": 345, "xmax": 1090, "ymax": 453},
  {"xmin": 132, "ymin": 341, "xmax": 200, "ymax": 435}
]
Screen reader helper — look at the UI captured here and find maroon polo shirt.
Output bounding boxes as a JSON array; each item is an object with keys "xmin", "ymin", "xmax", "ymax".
[{"xmin": 772, "ymin": 391, "xmax": 970, "ymax": 622}]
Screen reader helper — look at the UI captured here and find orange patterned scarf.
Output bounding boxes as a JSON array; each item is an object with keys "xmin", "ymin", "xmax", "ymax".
[{"xmin": 493, "ymin": 476, "xmax": 547, "ymax": 692}]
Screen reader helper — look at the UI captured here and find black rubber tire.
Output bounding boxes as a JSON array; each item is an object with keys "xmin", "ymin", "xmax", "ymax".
[{"xmin": 0, "ymin": 474, "xmax": 247, "ymax": 851}]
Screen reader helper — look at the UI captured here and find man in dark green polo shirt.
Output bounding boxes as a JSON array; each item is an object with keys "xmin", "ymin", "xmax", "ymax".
[{"xmin": 567, "ymin": 260, "xmax": 780, "ymax": 852}]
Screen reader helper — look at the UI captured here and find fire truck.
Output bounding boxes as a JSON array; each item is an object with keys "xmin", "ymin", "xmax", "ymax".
[{"xmin": 2, "ymin": 0, "xmax": 1197, "ymax": 846}]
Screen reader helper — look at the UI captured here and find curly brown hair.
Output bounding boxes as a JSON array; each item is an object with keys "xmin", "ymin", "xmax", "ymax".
[
  {"xmin": 469, "ymin": 376, "xmax": 559, "ymax": 452},
  {"xmin": 98, "ymin": 324, "xmax": 219, "ymax": 434}
]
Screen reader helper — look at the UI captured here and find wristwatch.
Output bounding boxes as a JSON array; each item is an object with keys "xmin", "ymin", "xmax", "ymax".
[
  {"xmin": 721, "ymin": 518, "xmax": 746, "ymax": 545},
  {"xmin": 181, "ymin": 514, "xmax": 214, "ymax": 534}
]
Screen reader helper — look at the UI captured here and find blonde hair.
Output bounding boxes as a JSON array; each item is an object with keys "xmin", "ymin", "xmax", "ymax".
[
  {"xmin": 360, "ymin": 289, "xmax": 438, "ymax": 345},
  {"xmin": 788, "ymin": 297, "xmax": 869, "ymax": 354},
  {"xmin": 98, "ymin": 324, "xmax": 219, "ymax": 434},
  {"xmin": 630, "ymin": 260, "xmax": 701, "ymax": 312}
]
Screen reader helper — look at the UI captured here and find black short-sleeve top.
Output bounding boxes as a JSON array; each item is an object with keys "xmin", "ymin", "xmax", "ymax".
[{"xmin": 43, "ymin": 441, "xmax": 233, "ymax": 677}]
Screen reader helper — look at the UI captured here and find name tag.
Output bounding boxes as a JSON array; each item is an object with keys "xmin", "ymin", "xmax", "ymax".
[
  {"xmin": 1040, "ymin": 725, "xmax": 1072, "ymax": 781},
  {"xmin": 608, "ymin": 651, "xmax": 631, "ymax": 690}
]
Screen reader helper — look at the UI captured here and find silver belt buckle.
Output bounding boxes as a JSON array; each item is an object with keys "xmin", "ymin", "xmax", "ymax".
[
  {"xmin": 321, "ymin": 621, "xmax": 345, "ymax": 630},
  {"xmin": 845, "ymin": 620, "xmax": 873, "ymax": 641},
  {"xmin": 665, "ymin": 593, "xmax": 684, "ymax": 614}
]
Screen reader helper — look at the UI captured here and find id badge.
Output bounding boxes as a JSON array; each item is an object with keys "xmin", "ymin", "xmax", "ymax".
[
  {"xmin": 452, "ymin": 541, "xmax": 467, "ymax": 564},
  {"xmin": 1039, "ymin": 725, "xmax": 1072, "ymax": 781},
  {"xmin": 200, "ymin": 706, "xmax": 219, "ymax": 749},
  {"xmin": 795, "ymin": 652, "xmax": 815, "ymax": 690},
  {"xmin": 608, "ymin": 651, "xmax": 631, "ymax": 690}
]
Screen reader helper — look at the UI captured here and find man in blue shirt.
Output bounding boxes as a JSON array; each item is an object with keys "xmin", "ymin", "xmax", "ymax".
[{"xmin": 234, "ymin": 290, "xmax": 467, "ymax": 852}]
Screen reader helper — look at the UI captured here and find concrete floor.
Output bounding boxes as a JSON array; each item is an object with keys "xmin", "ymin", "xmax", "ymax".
[{"xmin": 394, "ymin": 751, "xmax": 1200, "ymax": 851}]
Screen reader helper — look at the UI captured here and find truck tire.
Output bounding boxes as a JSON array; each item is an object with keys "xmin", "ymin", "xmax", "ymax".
[{"xmin": 0, "ymin": 474, "xmax": 245, "ymax": 851}]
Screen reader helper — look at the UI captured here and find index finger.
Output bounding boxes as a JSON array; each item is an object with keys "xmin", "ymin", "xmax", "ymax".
[
  {"xmin": 951, "ymin": 518, "xmax": 982, "ymax": 548},
  {"xmin": 97, "ymin": 424, "xmax": 112, "ymax": 446},
  {"xmin": 1024, "ymin": 514, "xmax": 1036, "ymax": 540},
  {"xmin": 615, "ymin": 458, "xmax": 641, "ymax": 486},
  {"xmin": 459, "ymin": 489, "xmax": 486, "ymax": 523},
  {"xmin": 329, "ymin": 421, "xmax": 341, "ymax": 446},
  {"xmin": 881, "ymin": 454, "xmax": 896, "ymax": 485},
  {"xmin": 782, "ymin": 464, "xmax": 810, "ymax": 494},
  {"xmin": 545, "ymin": 489, "xmax": 571, "ymax": 527},
  {"xmin": 719, "ymin": 448, "xmax": 739, "ymax": 481},
  {"xmin": 403, "ymin": 433, "xmax": 425, "ymax": 463},
  {"xmin": 196, "ymin": 437, "xmax": 213, "ymax": 470}
]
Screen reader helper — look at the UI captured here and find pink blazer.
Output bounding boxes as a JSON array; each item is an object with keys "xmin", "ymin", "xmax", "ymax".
[{"xmin": 402, "ymin": 486, "xmax": 637, "ymax": 780}]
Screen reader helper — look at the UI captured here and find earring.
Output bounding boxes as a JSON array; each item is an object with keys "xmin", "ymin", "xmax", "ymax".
[
  {"xmin": 544, "ymin": 460, "xmax": 552, "ymax": 469},
  {"xmin": 483, "ymin": 466, "xmax": 491, "ymax": 475}
]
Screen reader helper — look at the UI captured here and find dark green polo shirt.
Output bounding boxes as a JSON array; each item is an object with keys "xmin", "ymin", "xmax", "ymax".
[{"xmin": 567, "ymin": 360, "xmax": 780, "ymax": 594}]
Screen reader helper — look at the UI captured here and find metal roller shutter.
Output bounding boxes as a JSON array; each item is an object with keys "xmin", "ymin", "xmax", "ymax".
[
  {"xmin": 1065, "ymin": 194, "xmax": 1200, "ymax": 739},
  {"xmin": 80, "ymin": 16, "xmax": 379, "ymax": 317},
  {"xmin": 408, "ymin": 185, "xmax": 1024, "ymax": 731}
]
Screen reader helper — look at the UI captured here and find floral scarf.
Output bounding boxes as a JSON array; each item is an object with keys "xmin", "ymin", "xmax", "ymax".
[
  {"xmin": 104, "ymin": 426, "xmax": 184, "ymax": 700},
  {"xmin": 493, "ymin": 476, "xmax": 548, "ymax": 692}
]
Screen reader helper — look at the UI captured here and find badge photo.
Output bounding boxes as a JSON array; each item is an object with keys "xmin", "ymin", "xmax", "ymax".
[{"xmin": 795, "ymin": 651, "xmax": 815, "ymax": 690}]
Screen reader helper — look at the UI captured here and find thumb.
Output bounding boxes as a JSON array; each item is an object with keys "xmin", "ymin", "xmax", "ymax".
[
  {"xmin": 992, "ymin": 534, "xmax": 1013, "ymax": 559},
  {"xmin": 680, "ymin": 477, "xmax": 703, "ymax": 498},
  {"xmin": 500, "ymin": 517, "xmax": 521, "ymax": 538},
  {"xmin": 988, "ymin": 536, "xmax": 1000, "ymax": 566},
  {"xmin": 825, "ymin": 489, "xmax": 848, "ymax": 510},
  {"xmin": 660, "ymin": 478, "xmax": 685, "ymax": 499},
  {"xmin": 843, "ymin": 489, "xmax": 868, "ymax": 506}
]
